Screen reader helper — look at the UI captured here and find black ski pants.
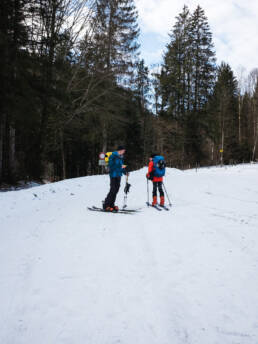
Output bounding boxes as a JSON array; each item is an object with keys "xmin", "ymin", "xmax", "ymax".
[
  {"xmin": 103, "ymin": 177, "xmax": 121, "ymax": 208},
  {"xmin": 153, "ymin": 181, "xmax": 164, "ymax": 197}
]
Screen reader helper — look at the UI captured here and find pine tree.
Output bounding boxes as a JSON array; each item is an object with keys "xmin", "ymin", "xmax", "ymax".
[
  {"xmin": 160, "ymin": 5, "xmax": 191, "ymax": 118},
  {"xmin": 134, "ymin": 60, "xmax": 150, "ymax": 108},
  {"xmin": 24, "ymin": 0, "xmax": 77, "ymax": 178},
  {"xmin": 209, "ymin": 62, "xmax": 239, "ymax": 164},
  {"xmin": 160, "ymin": 5, "xmax": 216, "ymax": 164},
  {"xmin": 93, "ymin": 0, "xmax": 139, "ymax": 81},
  {"xmin": 190, "ymin": 5, "xmax": 216, "ymax": 112},
  {"xmin": 238, "ymin": 93, "xmax": 252, "ymax": 161},
  {"xmin": 251, "ymin": 82, "xmax": 258, "ymax": 161},
  {"xmin": 0, "ymin": 0, "xmax": 29, "ymax": 182},
  {"xmin": 89, "ymin": 0, "xmax": 140, "ymax": 151},
  {"xmin": 133, "ymin": 59, "xmax": 151, "ymax": 160},
  {"xmin": 185, "ymin": 6, "xmax": 216, "ymax": 163}
]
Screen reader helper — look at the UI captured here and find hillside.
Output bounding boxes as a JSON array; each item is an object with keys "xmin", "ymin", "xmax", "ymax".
[{"xmin": 1, "ymin": 164, "xmax": 258, "ymax": 344}]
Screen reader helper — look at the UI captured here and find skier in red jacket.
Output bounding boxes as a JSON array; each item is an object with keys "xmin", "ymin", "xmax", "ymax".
[{"xmin": 146, "ymin": 154, "xmax": 165, "ymax": 206}]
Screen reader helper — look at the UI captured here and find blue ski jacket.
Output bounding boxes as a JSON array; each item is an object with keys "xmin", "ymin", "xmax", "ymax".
[{"xmin": 109, "ymin": 151, "xmax": 126, "ymax": 178}]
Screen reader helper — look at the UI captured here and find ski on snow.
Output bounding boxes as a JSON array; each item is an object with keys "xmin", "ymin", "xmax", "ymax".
[
  {"xmin": 159, "ymin": 205, "xmax": 171, "ymax": 211},
  {"xmin": 146, "ymin": 202, "xmax": 171, "ymax": 211},
  {"xmin": 146, "ymin": 202, "xmax": 162, "ymax": 211},
  {"xmin": 88, "ymin": 206, "xmax": 140, "ymax": 215},
  {"xmin": 88, "ymin": 207, "xmax": 132, "ymax": 215},
  {"xmin": 88, "ymin": 204, "xmax": 170, "ymax": 214}
]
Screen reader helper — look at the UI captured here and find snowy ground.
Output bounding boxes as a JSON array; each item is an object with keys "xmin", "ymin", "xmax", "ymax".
[{"xmin": 1, "ymin": 164, "xmax": 258, "ymax": 344}]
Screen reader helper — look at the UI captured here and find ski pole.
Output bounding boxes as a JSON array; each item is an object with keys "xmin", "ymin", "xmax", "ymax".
[
  {"xmin": 123, "ymin": 174, "xmax": 131, "ymax": 209},
  {"xmin": 123, "ymin": 175, "xmax": 128, "ymax": 209},
  {"xmin": 123, "ymin": 193, "xmax": 127, "ymax": 209},
  {"xmin": 147, "ymin": 178, "xmax": 150, "ymax": 206},
  {"xmin": 162, "ymin": 181, "xmax": 172, "ymax": 207}
]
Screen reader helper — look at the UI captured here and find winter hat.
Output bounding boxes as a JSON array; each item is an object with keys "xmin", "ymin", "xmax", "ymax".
[{"xmin": 117, "ymin": 145, "xmax": 125, "ymax": 151}]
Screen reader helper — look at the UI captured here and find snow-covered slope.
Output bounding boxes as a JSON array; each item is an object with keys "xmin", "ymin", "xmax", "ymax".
[{"xmin": 1, "ymin": 164, "xmax": 258, "ymax": 344}]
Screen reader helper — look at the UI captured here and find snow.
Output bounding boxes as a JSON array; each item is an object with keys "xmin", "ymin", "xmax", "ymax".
[{"xmin": 1, "ymin": 164, "xmax": 258, "ymax": 344}]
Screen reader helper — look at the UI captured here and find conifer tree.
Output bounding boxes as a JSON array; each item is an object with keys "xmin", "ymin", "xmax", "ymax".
[
  {"xmin": 160, "ymin": 5, "xmax": 216, "ymax": 164},
  {"xmin": 134, "ymin": 59, "xmax": 151, "ymax": 160},
  {"xmin": 209, "ymin": 63, "xmax": 239, "ymax": 164},
  {"xmin": 89, "ymin": 0, "xmax": 140, "ymax": 151},
  {"xmin": 190, "ymin": 5, "xmax": 216, "ymax": 112},
  {"xmin": 251, "ymin": 82, "xmax": 258, "ymax": 161},
  {"xmin": 160, "ymin": 5, "xmax": 191, "ymax": 118},
  {"xmin": 134, "ymin": 59, "xmax": 150, "ymax": 109},
  {"xmin": 186, "ymin": 6, "xmax": 216, "ymax": 162},
  {"xmin": 93, "ymin": 0, "xmax": 139, "ymax": 81},
  {"xmin": 0, "ymin": 0, "xmax": 29, "ymax": 182}
]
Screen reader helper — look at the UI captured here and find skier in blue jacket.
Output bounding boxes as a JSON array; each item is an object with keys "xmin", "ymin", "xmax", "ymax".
[{"xmin": 103, "ymin": 146, "xmax": 128, "ymax": 212}]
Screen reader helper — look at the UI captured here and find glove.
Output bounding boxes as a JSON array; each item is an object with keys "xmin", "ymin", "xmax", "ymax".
[
  {"xmin": 124, "ymin": 182, "xmax": 131, "ymax": 194},
  {"xmin": 146, "ymin": 172, "xmax": 154, "ymax": 180}
]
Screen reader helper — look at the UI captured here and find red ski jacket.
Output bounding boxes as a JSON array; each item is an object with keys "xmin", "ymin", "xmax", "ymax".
[{"xmin": 147, "ymin": 160, "xmax": 163, "ymax": 182}]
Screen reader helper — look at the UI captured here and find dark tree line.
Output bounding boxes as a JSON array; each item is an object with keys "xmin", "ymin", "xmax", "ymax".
[
  {"xmin": 0, "ymin": 0, "xmax": 148, "ymax": 183},
  {"xmin": 1, "ymin": 2, "xmax": 258, "ymax": 185}
]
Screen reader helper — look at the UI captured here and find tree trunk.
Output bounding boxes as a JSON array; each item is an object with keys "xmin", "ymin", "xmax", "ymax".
[
  {"xmin": 238, "ymin": 94, "xmax": 241, "ymax": 144},
  {"xmin": 9, "ymin": 125, "xmax": 16, "ymax": 177},
  {"xmin": 142, "ymin": 110, "xmax": 147, "ymax": 163},
  {"xmin": 221, "ymin": 128, "xmax": 224, "ymax": 166},
  {"xmin": 102, "ymin": 122, "xmax": 107, "ymax": 153},
  {"xmin": 0, "ymin": 119, "xmax": 3, "ymax": 182},
  {"xmin": 211, "ymin": 141, "xmax": 214, "ymax": 162},
  {"xmin": 252, "ymin": 121, "xmax": 258, "ymax": 161},
  {"xmin": 60, "ymin": 129, "xmax": 66, "ymax": 179},
  {"xmin": 37, "ymin": 0, "xmax": 60, "ymax": 177},
  {"xmin": 2, "ymin": 114, "xmax": 10, "ymax": 181}
]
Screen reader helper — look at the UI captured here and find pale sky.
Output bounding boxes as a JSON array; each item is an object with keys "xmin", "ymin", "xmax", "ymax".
[{"xmin": 135, "ymin": 0, "xmax": 258, "ymax": 77}]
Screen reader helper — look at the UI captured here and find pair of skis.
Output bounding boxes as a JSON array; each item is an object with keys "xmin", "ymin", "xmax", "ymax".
[
  {"xmin": 87, "ymin": 206, "xmax": 140, "ymax": 215},
  {"xmin": 88, "ymin": 204, "xmax": 171, "ymax": 215},
  {"xmin": 146, "ymin": 202, "xmax": 170, "ymax": 211}
]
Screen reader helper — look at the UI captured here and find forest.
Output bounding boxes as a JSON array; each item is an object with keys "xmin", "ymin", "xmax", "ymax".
[{"xmin": 1, "ymin": 0, "xmax": 258, "ymax": 184}]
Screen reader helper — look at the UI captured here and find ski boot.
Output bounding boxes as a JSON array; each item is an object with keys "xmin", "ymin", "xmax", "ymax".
[
  {"xmin": 160, "ymin": 196, "xmax": 165, "ymax": 207},
  {"xmin": 152, "ymin": 196, "xmax": 157, "ymax": 206},
  {"xmin": 104, "ymin": 206, "xmax": 114, "ymax": 212}
]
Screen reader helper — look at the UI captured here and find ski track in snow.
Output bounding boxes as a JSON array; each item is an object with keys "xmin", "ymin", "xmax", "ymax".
[{"xmin": 0, "ymin": 164, "xmax": 258, "ymax": 344}]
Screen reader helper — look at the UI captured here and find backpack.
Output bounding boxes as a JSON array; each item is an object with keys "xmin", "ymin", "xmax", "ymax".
[
  {"xmin": 105, "ymin": 152, "xmax": 112, "ymax": 166},
  {"xmin": 153, "ymin": 155, "xmax": 166, "ymax": 177}
]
